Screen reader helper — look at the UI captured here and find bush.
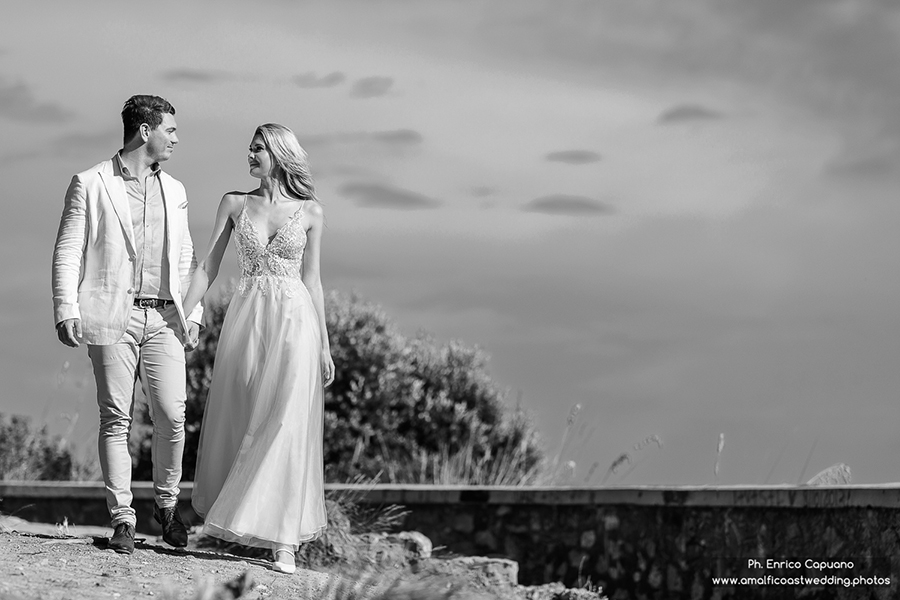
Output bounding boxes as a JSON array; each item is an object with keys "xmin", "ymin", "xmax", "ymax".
[
  {"xmin": 132, "ymin": 288, "xmax": 544, "ymax": 485},
  {"xmin": 0, "ymin": 413, "xmax": 81, "ymax": 480},
  {"xmin": 323, "ymin": 291, "xmax": 544, "ymax": 484}
]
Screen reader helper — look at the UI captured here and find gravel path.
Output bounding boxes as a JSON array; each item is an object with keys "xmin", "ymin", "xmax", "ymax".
[
  {"xmin": 0, "ymin": 518, "xmax": 604, "ymax": 600},
  {"xmin": 0, "ymin": 521, "xmax": 335, "ymax": 600}
]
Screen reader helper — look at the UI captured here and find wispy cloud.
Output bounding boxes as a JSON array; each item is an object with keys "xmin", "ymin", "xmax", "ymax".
[
  {"xmin": 303, "ymin": 128, "xmax": 423, "ymax": 151},
  {"xmin": 294, "ymin": 71, "xmax": 346, "ymax": 88},
  {"xmin": 159, "ymin": 68, "xmax": 236, "ymax": 83},
  {"xmin": 0, "ymin": 79, "xmax": 71, "ymax": 123},
  {"xmin": 339, "ymin": 181, "xmax": 440, "ymax": 209},
  {"xmin": 522, "ymin": 194, "xmax": 614, "ymax": 216},
  {"xmin": 3, "ymin": 128, "xmax": 119, "ymax": 163},
  {"xmin": 468, "ymin": 185, "xmax": 495, "ymax": 197},
  {"xmin": 369, "ymin": 129, "xmax": 422, "ymax": 145},
  {"xmin": 546, "ymin": 150, "xmax": 602, "ymax": 164},
  {"xmin": 657, "ymin": 104, "xmax": 724, "ymax": 125},
  {"xmin": 57, "ymin": 129, "xmax": 121, "ymax": 156},
  {"xmin": 350, "ymin": 76, "xmax": 394, "ymax": 98},
  {"xmin": 824, "ymin": 142, "xmax": 900, "ymax": 180},
  {"xmin": 471, "ymin": 1, "xmax": 900, "ymax": 135}
]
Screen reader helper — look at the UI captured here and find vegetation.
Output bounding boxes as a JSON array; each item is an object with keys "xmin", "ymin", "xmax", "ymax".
[
  {"xmin": 192, "ymin": 479, "xmax": 603, "ymax": 600},
  {"xmin": 131, "ymin": 287, "xmax": 545, "ymax": 485},
  {"xmin": 0, "ymin": 413, "xmax": 82, "ymax": 480},
  {"xmin": 321, "ymin": 290, "xmax": 543, "ymax": 484}
]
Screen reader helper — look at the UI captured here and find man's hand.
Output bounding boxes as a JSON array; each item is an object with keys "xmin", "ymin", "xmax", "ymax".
[
  {"xmin": 184, "ymin": 321, "xmax": 201, "ymax": 351},
  {"xmin": 56, "ymin": 319, "xmax": 82, "ymax": 348}
]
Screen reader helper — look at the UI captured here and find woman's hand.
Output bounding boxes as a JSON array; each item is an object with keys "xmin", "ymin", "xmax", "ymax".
[{"xmin": 322, "ymin": 349, "xmax": 335, "ymax": 388}]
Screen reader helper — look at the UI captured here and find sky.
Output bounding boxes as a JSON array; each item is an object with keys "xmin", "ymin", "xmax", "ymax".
[{"xmin": 2, "ymin": 0, "xmax": 900, "ymax": 485}]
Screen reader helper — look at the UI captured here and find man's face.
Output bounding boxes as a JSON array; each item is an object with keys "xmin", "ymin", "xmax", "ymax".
[{"xmin": 146, "ymin": 113, "xmax": 178, "ymax": 162}]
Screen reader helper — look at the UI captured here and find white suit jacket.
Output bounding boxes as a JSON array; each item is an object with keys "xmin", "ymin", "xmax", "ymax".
[{"xmin": 52, "ymin": 157, "xmax": 203, "ymax": 345}]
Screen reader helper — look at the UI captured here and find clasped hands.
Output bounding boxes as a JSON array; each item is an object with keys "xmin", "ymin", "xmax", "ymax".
[{"xmin": 56, "ymin": 318, "xmax": 201, "ymax": 352}]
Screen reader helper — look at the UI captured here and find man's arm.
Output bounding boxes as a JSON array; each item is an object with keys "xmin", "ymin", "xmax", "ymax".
[
  {"xmin": 52, "ymin": 176, "xmax": 87, "ymax": 346},
  {"xmin": 176, "ymin": 187, "xmax": 203, "ymax": 327}
]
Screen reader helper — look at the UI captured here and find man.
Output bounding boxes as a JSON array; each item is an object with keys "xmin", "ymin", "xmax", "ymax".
[{"xmin": 52, "ymin": 95, "xmax": 203, "ymax": 554}]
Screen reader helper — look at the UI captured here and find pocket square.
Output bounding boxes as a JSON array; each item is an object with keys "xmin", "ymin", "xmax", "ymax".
[{"xmin": 178, "ymin": 200, "xmax": 189, "ymax": 209}]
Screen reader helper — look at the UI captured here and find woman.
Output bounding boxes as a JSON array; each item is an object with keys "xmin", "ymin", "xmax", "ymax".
[{"xmin": 183, "ymin": 123, "xmax": 334, "ymax": 574}]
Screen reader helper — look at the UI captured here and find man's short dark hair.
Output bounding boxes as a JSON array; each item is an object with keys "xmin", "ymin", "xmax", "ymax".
[{"xmin": 121, "ymin": 95, "xmax": 175, "ymax": 144}]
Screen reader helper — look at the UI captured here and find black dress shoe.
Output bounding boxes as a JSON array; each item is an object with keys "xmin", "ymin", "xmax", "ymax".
[
  {"xmin": 153, "ymin": 504, "xmax": 188, "ymax": 547},
  {"xmin": 108, "ymin": 522, "xmax": 135, "ymax": 554}
]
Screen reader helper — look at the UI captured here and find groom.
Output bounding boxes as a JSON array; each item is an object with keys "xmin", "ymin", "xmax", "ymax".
[{"xmin": 52, "ymin": 95, "xmax": 203, "ymax": 554}]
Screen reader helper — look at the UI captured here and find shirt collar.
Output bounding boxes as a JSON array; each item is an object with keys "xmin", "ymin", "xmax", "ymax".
[{"xmin": 114, "ymin": 152, "xmax": 161, "ymax": 180}]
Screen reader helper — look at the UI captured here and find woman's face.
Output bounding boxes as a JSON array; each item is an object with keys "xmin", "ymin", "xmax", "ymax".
[{"xmin": 248, "ymin": 134, "xmax": 273, "ymax": 179}]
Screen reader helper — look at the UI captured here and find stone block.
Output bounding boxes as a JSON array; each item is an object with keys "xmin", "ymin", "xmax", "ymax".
[
  {"xmin": 452, "ymin": 540, "xmax": 477, "ymax": 556},
  {"xmin": 508, "ymin": 523, "xmax": 530, "ymax": 534},
  {"xmin": 453, "ymin": 512, "xmax": 475, "ymax": 533},
  {"xmin": 666, "ymin": 563, "xmax": 683, "ymax": 592},
  {"xmin": 647, "ymin": 564, "xmax": 663, "ymax": 589},
  {"xmin": 504, "ymin": 534, "xmax": 524, "ymax": 560},
  {"xmin": 580, "ymin": 530, "xmax": 597, "ymax": 549},
  {"xmin": 474, "ymin": 529, "xmax": 497, "ymax": 551}
]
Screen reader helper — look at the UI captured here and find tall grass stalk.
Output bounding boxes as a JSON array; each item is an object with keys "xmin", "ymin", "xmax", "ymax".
[
  {"xmin": 375, "ymin": 435, "xmax": 544, "ymax": 487},
  {"xmin": 547, "ymin": 404, "xmax": 582, "ymax": 481},
  {"xmin": 600, "ymin": 435, "xmax": 662, "ymax": 485},
  {"xmin": 796, "ymin": 437, "xmax": 819, "ymax": 484},
  {"xmin": 714, "ymin": 433, "xmax": 725, "ymax": 481}
]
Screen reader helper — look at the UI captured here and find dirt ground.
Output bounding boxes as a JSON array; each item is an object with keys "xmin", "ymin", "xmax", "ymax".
[
  {"xmin": 0, "ymin": 520, "xmax": 335, "ymax": 600},
  {"xmin": 0, "ymin": 518, "xmax": 603, "ymax": 600}
]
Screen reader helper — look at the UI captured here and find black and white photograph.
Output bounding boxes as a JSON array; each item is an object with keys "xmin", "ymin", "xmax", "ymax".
[{"xmin": 1, "ymin": 1, "xmax": 899, "ymax": 599}]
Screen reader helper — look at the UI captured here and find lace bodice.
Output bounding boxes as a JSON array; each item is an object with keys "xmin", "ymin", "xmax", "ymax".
[{"xmin": 234, "ymin": 200, "xmax": 307, "ymax": 296}]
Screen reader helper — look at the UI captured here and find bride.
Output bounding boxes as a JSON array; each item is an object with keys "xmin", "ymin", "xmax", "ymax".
[{"xmin": 183, "ymin": 123, "xmax": 334, "ymax": 574}]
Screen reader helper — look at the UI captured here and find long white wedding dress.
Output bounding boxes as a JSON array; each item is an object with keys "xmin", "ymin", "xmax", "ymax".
[{"xmin": 191, "ymin": 198, "xmax": 327, "ymax": 550}]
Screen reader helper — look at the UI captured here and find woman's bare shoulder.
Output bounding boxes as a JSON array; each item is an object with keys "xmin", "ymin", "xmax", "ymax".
[
  {"xmin": 304, "ymin": 200, "xmax": 325, "ymax": 220},
  {"xmin": 222, "ymin": 190, "xmax": 251, "ymax": 201},
  {"xmin": 219, "ymin": 192, "xmax": 248, "ymax": 219}
]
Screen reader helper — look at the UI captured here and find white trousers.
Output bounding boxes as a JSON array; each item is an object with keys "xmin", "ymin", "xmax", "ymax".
[{"xmin": 87, "ymin": 304, "xmax": 186, "ymax": 527}]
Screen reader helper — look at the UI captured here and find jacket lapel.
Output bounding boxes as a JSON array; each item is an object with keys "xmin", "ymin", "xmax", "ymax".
[{"xmin": 98, "ymin": 159, "xmax": 136, "ymax": 255}]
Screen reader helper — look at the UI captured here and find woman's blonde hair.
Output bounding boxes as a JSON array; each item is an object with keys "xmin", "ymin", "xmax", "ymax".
[{"xmin": 255, "ymin": 123, "xmax": 318, "ymax": 202}]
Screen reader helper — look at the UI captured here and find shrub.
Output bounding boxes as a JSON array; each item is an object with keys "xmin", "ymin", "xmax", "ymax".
[
  {"xmin": 0, "ymin": 413, "xmax": 80, "ymax": 480},
  {"xmin": 133, "ymin": 287, "xmax": 544, "ymax": 485},
  {"xmin": 323, "ymin": 291, "xmax": 544, "ymax": 484}
]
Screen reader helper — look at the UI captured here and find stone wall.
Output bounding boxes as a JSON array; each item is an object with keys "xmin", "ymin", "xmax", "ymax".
[{"xmin": 3, "ymin": 482, "xmax": 899, "ymax": 599}]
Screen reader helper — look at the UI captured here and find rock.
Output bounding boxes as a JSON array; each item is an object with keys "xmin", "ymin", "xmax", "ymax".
[
  {"xmin": 386, "ymin": 531, "xmax": 433, "ymax": 559},
  {"xmin": 602, "ymin": 516, "xmax": 619, "ymax": 531},
  {"xmin": 556, "ymin": 590, "xmax": 606, "ymax": 600},
  {"xmin": 580, "ymin": 531, "xmax": 596, "ymax": 550},
  {"xmin": 447, "ymin": 556, "xmax": 519, "ymax": 587},
  {"xmin": 453, "ymin": 513, "xmax": 475, "ymax": 533},
  {"xmin": 474, "ymin": 530, "xmax": 497, "ymax": 552},
  {"xmin": 807, "ymin": 463, "xmax": 852, "ymax": 485},
  {"xmin": 519, "ymin": 582, "xmax": 606, "ymax": 600}
]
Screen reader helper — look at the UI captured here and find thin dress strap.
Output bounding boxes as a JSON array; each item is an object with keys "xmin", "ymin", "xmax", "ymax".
[{"xmin": 233, "ymin": 194, "xmax": 249, "ymax": 228}]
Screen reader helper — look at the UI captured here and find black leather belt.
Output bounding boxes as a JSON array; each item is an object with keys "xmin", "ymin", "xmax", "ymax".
[{"xmin": 134, "ymin": 298, "xmax": 174, "ymax": 309}]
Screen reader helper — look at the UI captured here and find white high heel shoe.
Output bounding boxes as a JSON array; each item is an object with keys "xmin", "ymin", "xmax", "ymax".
[{"xmin": 273, "ymin": 545, "xmax": 296, "ymax": 574}]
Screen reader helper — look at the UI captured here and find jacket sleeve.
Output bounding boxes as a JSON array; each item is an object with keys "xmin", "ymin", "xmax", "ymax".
[
  {"xmin": 178, "ymin": 189, "xmax": 204, "ymax": 325},
  {"xmin": 51, "ymin": 176, "xmax": 87, "ymax": 326}
]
